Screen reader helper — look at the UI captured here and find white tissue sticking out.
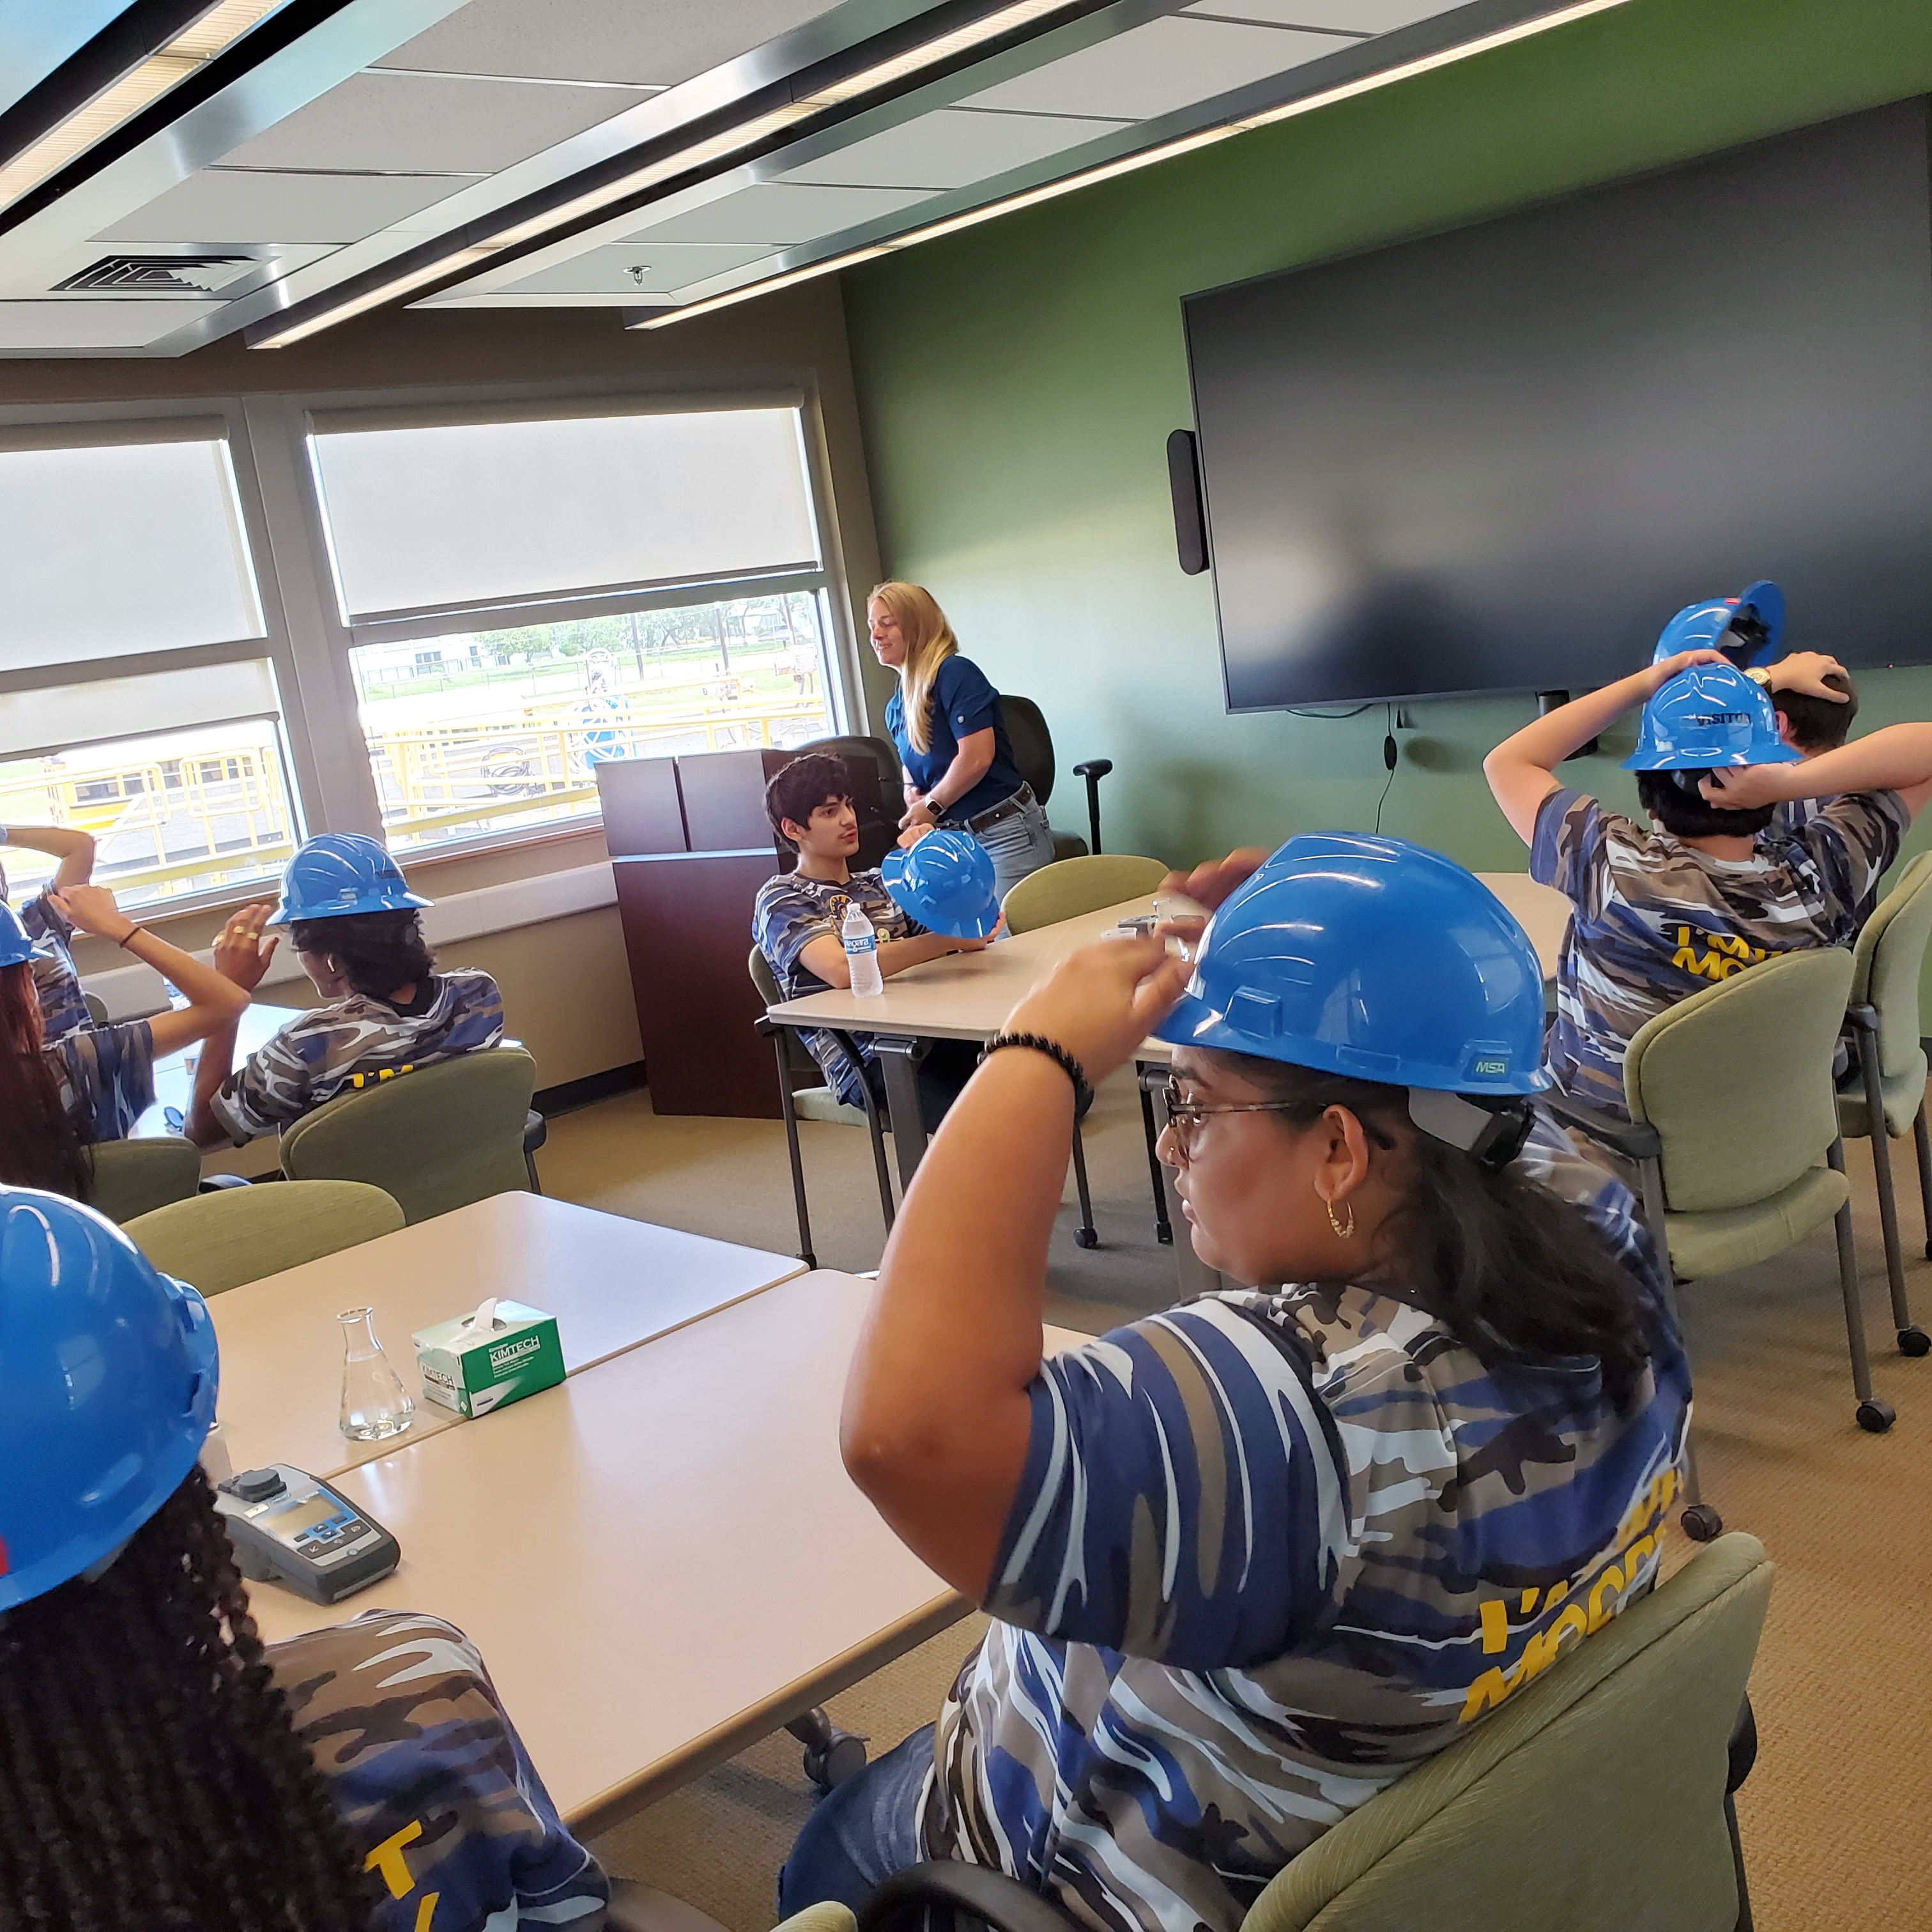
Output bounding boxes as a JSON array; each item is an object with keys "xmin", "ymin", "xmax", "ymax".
[{"xmin": 462, "ymin": 1297, "xmax": 505, "ymax": 1337}]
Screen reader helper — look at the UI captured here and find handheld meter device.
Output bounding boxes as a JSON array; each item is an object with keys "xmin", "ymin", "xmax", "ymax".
[{"xmin": 213, "ymin": 1465, "xmax": 401, "ymax": 1604}]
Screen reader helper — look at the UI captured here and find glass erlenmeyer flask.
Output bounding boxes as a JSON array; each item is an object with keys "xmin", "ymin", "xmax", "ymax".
[{"xmin": 339, "ymin": 1307, "xmax": 414, "ymax": 1442}]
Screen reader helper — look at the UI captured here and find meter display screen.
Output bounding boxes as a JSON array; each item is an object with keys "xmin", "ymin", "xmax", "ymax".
[{"xmin": 259, "ymin": 1494, "xmax": 347, "ymax": 1544}]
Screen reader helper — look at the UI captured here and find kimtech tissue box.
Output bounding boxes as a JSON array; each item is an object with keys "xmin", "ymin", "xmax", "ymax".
[{"xmin": 413, "ymin": 1297, "xmax": 564, "ymax": 1418}]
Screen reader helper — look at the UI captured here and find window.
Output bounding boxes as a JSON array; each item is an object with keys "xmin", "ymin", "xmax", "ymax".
[
  {"xmin": 0, "ymin": 423, "xmax": 298, "ymax": 912},
  {"xmin": 311, "ymin": 400, "xmax": 840, "ymax": 854},
  {"xmin": 0, "ymin": 389, "xmax": 857, "ymax": 906},
  {"xmin": 0, "ymin": 428, "xmax": 263, "ymax": 670},
  {"xmin": 347, "ymin": 591, "xmax": 835, "ymax": 854}
]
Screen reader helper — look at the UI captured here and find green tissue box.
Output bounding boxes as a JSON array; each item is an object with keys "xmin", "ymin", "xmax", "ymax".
[{"xmin": 413, "ymin": 1298, "xmax": 564, "ymax": 1418}]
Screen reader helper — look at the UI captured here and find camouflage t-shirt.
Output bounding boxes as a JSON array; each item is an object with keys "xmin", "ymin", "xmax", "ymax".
[
  {"xmin": 17, "ymin": 889, "xmax": 89, "ymax": 1043},
  {"xmin": 923, "ymin": 1117, "xmax": 1689, "ymax": 1932},
  {"xmin": 208, "ymin": 970, "xmax": 504, "ymax": 1144},
  {"xmin": 272, "ymin": 1609, "xmax": 608, "ymax": 1932},
  {"xmin": 751, "ymin": 868, "xmax": 925, "ymax": 1105},
  {"xmin": 1532, "ymin": 785, "xmax": 1907, "ymax": 1113},
  {"xmin": 48, "ymin": 1018, "xmax": 155, "ymax": 1143}
]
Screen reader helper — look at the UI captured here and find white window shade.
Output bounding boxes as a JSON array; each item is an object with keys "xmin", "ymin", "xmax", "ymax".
[
  {"xmin": 0, "ymin": 437, "xmax": 264, "ymax": 669},
  {"xmin": 309, "ymin": 407, "xmax": 821, "ymax": 622},
  {"xmin": 0, "ymin": 659, "xmax": 281, "ymax": 760}
]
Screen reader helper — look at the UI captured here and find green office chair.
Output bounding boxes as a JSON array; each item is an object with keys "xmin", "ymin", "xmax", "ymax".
[
  {"xmin": 1000, "ymin": 852, "xmax": 1175, "ymax": 1248},
  {"xmin": 124, "ymin": 1179, "xmax": 404, "ymax": 1296},
  {"xmin": 859, "ymin": 1535, "xmax": 1772, "ymax": 1932},
  {"xmin": 750, "ymin": 947, "xmax": 896, "ymax": 1268},
  {"xmin": 1836, "ymin": 852, "xmax": 1932, "ymax": 1358},
  {"xmin": 86, "ymin": 1135, "xmax": 203, "ymax": 1223},
  {"xmin": 1547, "ymin": 946, "xmax": 1892, "ymax": 1457},
  {"xmin": 279, "ymin": 1046, "xmax": 539, "ymax": 1225}
]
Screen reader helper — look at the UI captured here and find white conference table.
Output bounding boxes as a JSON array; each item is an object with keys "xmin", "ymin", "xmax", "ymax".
[
  {"xmin": 211, "ymin": 1192, "xmax": 807, "ymax": 1480},
  {"xmin": 762, "ymin": 875, "xmax": 1569, "ymax": 1250},
  {"xmin": 242, "ymin": 1266, "xmax": 1085, "ymax": 1836}
]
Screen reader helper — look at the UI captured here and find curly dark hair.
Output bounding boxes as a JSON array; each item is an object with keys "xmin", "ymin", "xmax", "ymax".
[
  {"xmin": 1210, "ymin": 1053, "xmax": 1657, "ymax": 1410},
  {"xmin": 288, "ymin": 907, "xmax": 435, "ymax": 1004},
  {"xmin": 764, "ymin": 753, "xmax": 852, "ymax": 847},
  {"xmin": 0, "ymin": 1466, "xmax": 379, "ymax": 1932},
  {"xmin": 1634, "ymin": 769, "xmax": 1777, "ymax": 842},
  {"xmin": 0, "ymin": 959, "xmax": 91, "ymax": 1200}
]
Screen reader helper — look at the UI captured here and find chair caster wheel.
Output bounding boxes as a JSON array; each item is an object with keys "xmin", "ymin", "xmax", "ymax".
[
  {"xmin": 802, "ymin": 1730, "xmax": 868, "ymax": 1793},
  {"xmin": 1681, "ymin": 1503, "xmax": 1723, "ymax": 1542},
  {"xmin": 1899, "ymin": 1326, "xmax": 1931, "ymax": 1358},
  {"xmin": 1857, "ymin": 1399, "xmax": 1897, "ymax": 1434},
  {"xmin": 1075, "ymin": 1227, "xmax": 1099, "ymax": 1250},
  {"xmin": 1156, "ymin": 1225, "xmax": 1173, "ymax": 1245}
]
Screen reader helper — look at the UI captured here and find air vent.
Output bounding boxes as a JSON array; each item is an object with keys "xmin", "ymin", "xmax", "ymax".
[{"xmin": 52, "ymin": 254, "xmax": 259, "ymax": 296}]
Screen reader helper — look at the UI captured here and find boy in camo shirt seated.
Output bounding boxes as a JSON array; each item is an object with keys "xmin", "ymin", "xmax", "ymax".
[
  {"xmin": 1485, "ymin": 642, "xmax": 1913, "ymax": 1119},
  {"xmin": 185, "ymin": 832, "xmax": 503, "ymax": 1148}
]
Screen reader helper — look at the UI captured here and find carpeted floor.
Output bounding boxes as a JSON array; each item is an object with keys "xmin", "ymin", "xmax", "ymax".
[{"xmin": 540, "ymin": 1071, "xmax": 1928, "ymax": 1931}]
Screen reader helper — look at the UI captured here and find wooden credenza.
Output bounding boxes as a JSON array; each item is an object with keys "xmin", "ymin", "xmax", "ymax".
[{"xmin": 597, "ymin": 748, "xmax": 894, "ymax": 1117}]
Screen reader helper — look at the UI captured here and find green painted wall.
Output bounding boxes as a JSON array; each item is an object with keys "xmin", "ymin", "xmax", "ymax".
[{"xmin": 841, "ymin": 0, "xmax": 1932, "ymax": 885}]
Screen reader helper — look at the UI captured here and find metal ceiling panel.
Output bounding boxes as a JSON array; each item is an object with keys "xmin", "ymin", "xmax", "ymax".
[
  {"xmin": 1180, "ymin": 2, "xmax": 1445, "ymax": 28},
  {"xmin": 0, "ymin": 297, "xmax": 224, "ymax": 349},
  {"xmin": 779, "ymin": 103, "xmax": 1127, "ymax": 189},
  {"xmin": 95, "ymin": 166, "xmax": 471, "ymax": 243},
  {"xmin": 217, "ymin": 69, "xmax": 658, "ymax": 175},
  {"xmin": 372, "ymin": 0, "xmax": 845, "ymax": 88},
  {"xmin": 479, "ymin": 238, "xmax": 777, "ymax": 293},
  {"xmin": 616, "ymin": 178, "xmax": 933, "ymax": 244},
  {"xmin": 958, "ymin": 14, "xmax": 1352, "ymax": 119}
]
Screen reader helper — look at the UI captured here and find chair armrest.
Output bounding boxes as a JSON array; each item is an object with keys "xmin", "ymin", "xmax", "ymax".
[
  {"xmin": 1071, "ymin": 759, "xmax": 1113, "ymax": 781},
  {"xmin": 1845, "ymin": 1004, "xmax": 1879, "ymax": 1038},
  {"xmin": 857, "ymin": 1864, "xmax": 1082, "ymax": 1932},
  {"xmin": 1728, "ymin": 1697, "xmax": 1758, "ymax": 1795},
  {"xmin": 1539, "ymin": 1092, "xmax": 1662, "ymax": 1163}
]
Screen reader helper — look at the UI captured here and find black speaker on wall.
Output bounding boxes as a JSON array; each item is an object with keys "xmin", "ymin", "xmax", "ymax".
[{"xmin": 1167, "ymin": 428, "xmax": 1208, "ymax": 575}]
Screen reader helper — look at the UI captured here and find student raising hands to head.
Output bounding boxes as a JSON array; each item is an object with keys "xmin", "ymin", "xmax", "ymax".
[
  {"xmin": 0, "ymin": 820, "xmax": 97, "ymax": 1042},
  {"xmin": 788, "ymin": 836, "xmax": 1689, "ymax": 1930},
  {"xmin": 0, "ymin": 884, "xmax": 248, "ymax": 1197}
]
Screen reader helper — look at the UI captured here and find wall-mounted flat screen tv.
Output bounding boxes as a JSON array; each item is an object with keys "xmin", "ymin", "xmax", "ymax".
[{"xmin": 1182, "ymin": 100, "xmax": 1932, "ymax": 710}]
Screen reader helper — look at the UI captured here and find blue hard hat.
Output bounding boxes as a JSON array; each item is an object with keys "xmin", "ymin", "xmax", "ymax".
[
  {"xmin": 880, "ymin": 829, "xmax": 1000, "ymax": 939},
  {"xmin": 1156, "ymin": 834, "xmax": 1549, "ymax": 1100},
  {"xmin": 270, "ymin": 831, "xmax": 432, "ymax": 925},
  {"xmin": 1650, "ymin": 579, "xmax": 1784, "ymax": 670},
  {"xmin": 0, "ymin": 1188, "xmax": 218, "ymax": 1611},
  {"xmin": 0, "ymin": 898, "xmax": 31, "ymax": 968},
  {"xmin": 1623, "ymin": 661, "xmax": 1803, "ymax": 771}
]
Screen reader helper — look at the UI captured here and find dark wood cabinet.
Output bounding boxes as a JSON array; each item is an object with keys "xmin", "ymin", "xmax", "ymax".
[{"xmin": 599, "ymin": 748, "xmax": 891, "ymax": 1117}]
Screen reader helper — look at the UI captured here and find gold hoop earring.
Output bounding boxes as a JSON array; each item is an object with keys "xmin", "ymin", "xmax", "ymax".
[{"xmin": 1326, "ymin": 1197, "xmax": 1355, "ymax": 1239}]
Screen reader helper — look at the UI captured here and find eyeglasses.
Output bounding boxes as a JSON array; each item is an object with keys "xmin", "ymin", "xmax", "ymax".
[{"xmin": 1158, "ymin": 1074, "xmax": 1397, "ymax": 1164}]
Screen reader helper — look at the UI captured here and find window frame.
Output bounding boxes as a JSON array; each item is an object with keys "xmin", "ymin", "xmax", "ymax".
[{"xmin": 0, "ymin": 378, "xmax": 868, "ymax": 915}]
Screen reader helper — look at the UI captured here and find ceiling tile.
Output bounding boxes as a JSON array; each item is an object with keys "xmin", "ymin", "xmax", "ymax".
[
  {"xmin": 0, "ymin": 300, "xmax": 224, "ymax": 351},
  {"xmin": 95, "ymin": 171, "xmax": 470, "ymax": 245},
  {"xmin": 958, "ymin": 16, "xmax": 1348, "ymax": 121},
  {"xmin": 375, "ymin": 0, "xmax": 839, "ymax": 88},
  {"xmin": 491, "ymin": 241, "xmax": 776, "ymax": 294},
  {"xmin": 617, "ymin": 181, "xmax": 933, "ymax": 245},
  {"xmin": 217, "ymin": 71, "xmax": 656, "ymax": 176},
  {"xmin": 780, "ymin": 106, "xmax": 1127, "ymax": 190},
  {"xmin": 1181, "ymin": 2, "xmax": 1446, "ymax": 28}
]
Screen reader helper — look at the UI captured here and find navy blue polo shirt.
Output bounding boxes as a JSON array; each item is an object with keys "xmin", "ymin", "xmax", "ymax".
[{"xmin": 885, "ymin": 655, "xmax": 1027, "ymax": 822}]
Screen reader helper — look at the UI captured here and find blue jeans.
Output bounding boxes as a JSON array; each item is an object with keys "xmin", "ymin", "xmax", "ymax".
[
  {"xmin": 778, "ymin": 1725, "xmax": 935, "ymax": 1916},
  {"xmin": 963, "ymin": 792, "xmax": 1057, "ymax": 903}
]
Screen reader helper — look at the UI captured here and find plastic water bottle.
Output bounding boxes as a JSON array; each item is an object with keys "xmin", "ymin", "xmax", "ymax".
[{"xmin": 841, "ymin": 900, "xmax": 884, "ymax": 997}]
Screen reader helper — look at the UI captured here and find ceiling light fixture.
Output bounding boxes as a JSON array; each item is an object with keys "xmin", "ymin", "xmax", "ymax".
[
  {"xmin": 636, "ymin": 0, "xmax": 1630, "ymax": 330},
  {"xmin": 0, "ymin": 0, "xmax": 289, "ymax": 215},
  {"xmin": 252, "ymin": 0, "xmax": 1085, "ymax": 348},
  {"xmin": 252, "ymin": 245, "xmax": 497, "ymax": 348}
]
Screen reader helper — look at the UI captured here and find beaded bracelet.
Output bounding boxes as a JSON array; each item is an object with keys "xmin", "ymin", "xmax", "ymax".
[{"xmin": 980, "ymin": 1031, "xmax": 1096, "ymax": 1122}]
